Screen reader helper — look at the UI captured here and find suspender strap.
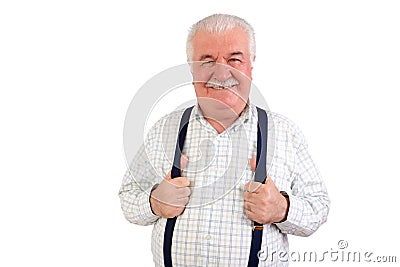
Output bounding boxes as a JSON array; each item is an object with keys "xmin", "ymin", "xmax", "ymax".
[
  {"xmin": 163, "ymin": 106, "xmax": 193, "ymax": 267},
  {"xmin": 254, "ymin": 107, "xmax": 268, "ymax": 184},
  {"xmin": 163, "ymin": 106, "xmax": 268, "ymax": 267},
  {"xmin": 247, "ymin": 107, "xmax": 268, "ymax": 267}
]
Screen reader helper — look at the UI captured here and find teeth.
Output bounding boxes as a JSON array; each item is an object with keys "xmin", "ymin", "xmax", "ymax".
[
  {"xmin": 204, "ymin": 79, "xmax": 239, "ymax": 89},
  {"xmin": 205, "ymin": 84, "xmax": 235, "ymax": 90},
  {"xmin": 205, "ymin": 84, "xmax": 222, "ymax": 89}
]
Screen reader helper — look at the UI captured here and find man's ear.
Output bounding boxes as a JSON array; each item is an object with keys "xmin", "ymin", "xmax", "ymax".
[
  {"xmin": 188, "ymin": 61, "xmax": 194, "ymax": 74},
  {"xmin": 250, "ymin": 55, "xmax": 256, "ymax": 79}
]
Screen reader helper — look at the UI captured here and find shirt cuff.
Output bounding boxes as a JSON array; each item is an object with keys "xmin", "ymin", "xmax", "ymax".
[
  {"xmin": 275, "ymin": 193, "xmax": 303, "ymax": 234},
  {"xmin": 137, "ymin": 190, "xmax": 160, "ymax": 224}
]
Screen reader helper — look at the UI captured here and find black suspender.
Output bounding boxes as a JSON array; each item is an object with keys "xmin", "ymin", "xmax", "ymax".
[
  {"xmin": 163, "ymin": 106, "xmax": 268, "ymax": 267},
  {"xmin": 163, "ymin": 106, "xmax": 194, "ymax": 267},
  {"xmin": 247, "ymin": 107, "xmax": 268, "ymax": 267}
]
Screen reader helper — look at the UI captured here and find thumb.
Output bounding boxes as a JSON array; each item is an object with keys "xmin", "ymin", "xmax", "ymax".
[
  {"xmin": 166, "ymin": 155, "xmax": 188, "ymax": 181},
  {"xmin": 173, "ymin": 176, "xmax": 190, "ymax": 187},
  {"xmin": 264, "ymin": 175, "xmax": 275, "ymax": 187},
  {"xmin": 246, "ymin": 181, "xmax": 262, "ymax": 193},
  {"xmin": 180, "ymin": 154, "xmax": 188, "ymax": 171},
  {"xmin": 249, "ymin": 157, "xmax": 256, "ymax": 172}
]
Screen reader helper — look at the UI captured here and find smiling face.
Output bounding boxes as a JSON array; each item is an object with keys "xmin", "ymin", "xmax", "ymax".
[{"xmin": 191, "ymin": 27, "xmax": 254, "ymax": 117}]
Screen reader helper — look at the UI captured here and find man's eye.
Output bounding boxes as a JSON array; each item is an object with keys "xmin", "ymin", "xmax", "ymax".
[
  {"xmin": 229, "ymin": 58, "xmax": 242, "ymax": 63},
  {"xmin": 201, "ymin": 61, "xmax": 215, "ymax": 67}
]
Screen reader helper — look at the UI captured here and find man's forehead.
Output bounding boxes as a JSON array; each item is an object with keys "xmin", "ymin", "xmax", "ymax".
[
  {"xmin": 193, "ymin": 27, "xmax": 248, "ymax": 42},
  {"xmin": 192, "ymin": 28, "xmax": 250, "ymax": 56}
]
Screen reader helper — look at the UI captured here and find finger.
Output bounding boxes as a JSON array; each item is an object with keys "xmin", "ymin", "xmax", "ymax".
[
  {"xmin": 180, "ymin": 154, "xmax": 188, "ymax": 171},
  {"xmin": 172, "ymin": 177, "xmax": 190, "ymax": 188},
  {"xmin": 245, "ymin": 209, "xmax": 253, "ymax": 219},
  {"xmin": 245, "ymin": 206, "xmax": 256, "ymax": 219},
  {"xmin": 245, "ymin": 181, "xmax": 262, "ymax": 193},
  {"xmin": 243, "ymin": 192, "xmax": 257, "ymax": 204},
  {"xmin": 169, "ymin": 199, "xmax": 187, "ymax": 208},
  {"xmin": 249, "ymin": 157, "xmax": 256, "ymax": 171},
  {"xmin": 244, "ymin": 191, "xmax": 257, "ymax": 202},
  {"xmin": 175, "ymin": 197, "xmax": 190, "ymax": 207},
  {"xmin": 176, "ymin": 187, "xmax": 191, "ymax": 198},
  {"xmin": 244, "ymin": 201, "xmax": 255, "ymax": 211},
  {"xmin": 165, "ymin": 171, "xmax": 172, "ymax": 181}
]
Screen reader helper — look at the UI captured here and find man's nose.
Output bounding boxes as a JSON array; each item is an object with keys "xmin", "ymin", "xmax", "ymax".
[{"xmin": 212, "ymin": 62, "xmax": 232, "ymax": 81}]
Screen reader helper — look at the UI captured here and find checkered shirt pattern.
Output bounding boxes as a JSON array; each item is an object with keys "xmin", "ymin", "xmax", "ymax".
[{"xmin": 119, "ymin": 103, "xmax": 330, "ymax": 267}]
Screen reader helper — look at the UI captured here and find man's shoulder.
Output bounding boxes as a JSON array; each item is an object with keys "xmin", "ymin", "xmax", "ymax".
[
  {"xmin": 145, "ymin": 107, "xmax": 192, "ymax": 137},
  {"xmin": 263, "ymin": 109, "xmax": 306, "ymax": 148},
  {"xmin": 251, "ymin": 105, "xmax": 298, "ymax": 130},
  {"xmin": 267, "ymin": 111, "xmax": 298, "ymax": 130},
  {"xmin": 160, "ymin": 107, "xmax": 189, "ymax": 122}
]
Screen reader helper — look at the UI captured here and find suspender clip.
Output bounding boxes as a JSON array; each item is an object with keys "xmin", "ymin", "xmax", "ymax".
[{"xmin": 252, "ymin": 225, "xmax": 264, "ymax": 231}]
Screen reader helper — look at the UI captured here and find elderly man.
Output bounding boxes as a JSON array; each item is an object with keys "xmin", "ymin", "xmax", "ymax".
[{"xmin": 119, "ymin": 14, "xmax": 330, "ymax": 267}]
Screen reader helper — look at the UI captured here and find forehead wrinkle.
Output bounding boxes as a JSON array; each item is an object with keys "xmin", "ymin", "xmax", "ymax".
[{"xmin": 193, "ymin": 28, "xmax": 250, "ymax": 62}]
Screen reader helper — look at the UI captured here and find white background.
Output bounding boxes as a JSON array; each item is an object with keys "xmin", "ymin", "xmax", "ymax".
[{"xmin": 1, "ymin": 1, "xmax": 399, "ymax": 266}]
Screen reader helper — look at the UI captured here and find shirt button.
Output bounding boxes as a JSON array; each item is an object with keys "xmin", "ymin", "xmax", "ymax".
[{"xmin": 205, "ymin": 234, "xmax": 211, "ymax": 240}]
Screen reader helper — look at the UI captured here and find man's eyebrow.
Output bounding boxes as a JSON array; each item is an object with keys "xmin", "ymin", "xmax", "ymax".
[
  {"xmin": 229, "ymin": 51, "xmax": 244, "ymax": 57},
  {"xmin": 199, "ymin": 54, "xmax": 214, "ymax": 61}
]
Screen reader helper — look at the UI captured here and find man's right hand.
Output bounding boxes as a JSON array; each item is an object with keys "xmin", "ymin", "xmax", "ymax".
[{"xmin": 150, "ymin": 156, "xmax": 191, "ymax": 218}]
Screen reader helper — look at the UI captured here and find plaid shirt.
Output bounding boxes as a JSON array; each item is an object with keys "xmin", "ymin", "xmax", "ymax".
[{"xmin": 119, "ymin": 103, "xmax": 330, "ymax": 266}]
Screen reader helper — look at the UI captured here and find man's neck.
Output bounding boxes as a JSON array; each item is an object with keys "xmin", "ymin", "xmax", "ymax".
[
  {"xmin": 199, "ymin": 104, "xmax": 247, "ymax": 134},
  {"xmin": 204, "ymin": 117, "xmax": 237, "ymax": 134}
]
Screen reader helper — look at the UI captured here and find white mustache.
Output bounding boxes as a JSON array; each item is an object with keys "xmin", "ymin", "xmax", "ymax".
[{"xmin": 204, "ymin": 78, "xmax": 240, "ymax": 89}]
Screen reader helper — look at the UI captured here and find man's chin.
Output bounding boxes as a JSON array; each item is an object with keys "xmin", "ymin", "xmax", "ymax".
[{"xmin": 198, "ymin": 96, "xmax": 246, "ymax": 116}]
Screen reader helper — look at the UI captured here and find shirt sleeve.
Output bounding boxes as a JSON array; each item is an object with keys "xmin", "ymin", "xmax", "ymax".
[
  {"xmin": 119, "ymin": 120, "xmax": 165, "ymax": 225},
  {"xmin": 275, "ymin": 119, "xmax": 330, "ymax": 236},
  {"xmin": 118, "ymin": 110, "xmax": 181, "ymax": 226},
  {"xmin": 118, "ymin": 143, "xmax": 161, "ymax": 226}
]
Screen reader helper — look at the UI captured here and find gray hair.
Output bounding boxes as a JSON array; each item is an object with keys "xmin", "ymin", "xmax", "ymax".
[{"xmin": 186, "ymin": 14, "xmax": 256, "ymax": 64}]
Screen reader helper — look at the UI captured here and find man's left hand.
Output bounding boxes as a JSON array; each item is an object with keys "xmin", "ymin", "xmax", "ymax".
[{"xmin": 243, "ymin": 158, "xmax": 289, "ymax": 224}]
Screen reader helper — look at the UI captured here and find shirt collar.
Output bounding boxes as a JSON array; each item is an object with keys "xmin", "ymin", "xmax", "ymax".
[{"xmin": 192, "ymin": 101, "xmax": 255, "ymax": 133}]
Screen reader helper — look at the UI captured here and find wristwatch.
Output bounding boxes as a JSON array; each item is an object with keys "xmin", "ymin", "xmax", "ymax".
[
  {"xmin": 280, "ymin": 191, "xmax": 289, "ymax": 199},
  {"xmin": 279, "ymin": 191, "xmax": 290, "ymax": 222}
]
